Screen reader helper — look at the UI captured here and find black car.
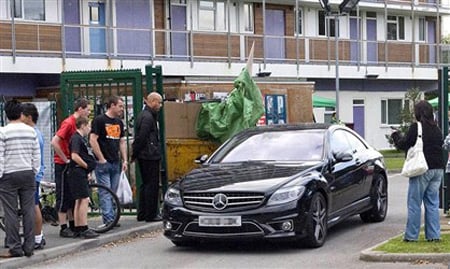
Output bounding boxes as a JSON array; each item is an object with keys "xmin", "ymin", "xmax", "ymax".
[{"xmin": 162, "ymin": 123, "xmax": 388, "ymax": 248}]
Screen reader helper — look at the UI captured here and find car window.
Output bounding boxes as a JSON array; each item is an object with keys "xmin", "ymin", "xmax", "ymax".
[
  {"xmin": 330, "ymin": 130, "xmax": 352, "ymax": 154},
  {"xmin": 343, "ymin": 131, "xmax": 367, "ymax": 153},
  {"xmin": 217, "ymin": 130, "xmax": 325, "ymax": 162}
]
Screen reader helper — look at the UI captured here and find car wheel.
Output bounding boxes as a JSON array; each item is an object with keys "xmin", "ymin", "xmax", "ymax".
[
  {"xmin": 360, "ymin": 173, "xmax": 388, "ymax": 223},
  {"xmin": 303, "ymin": 192, "xmax": 327, "ymax": 248}
]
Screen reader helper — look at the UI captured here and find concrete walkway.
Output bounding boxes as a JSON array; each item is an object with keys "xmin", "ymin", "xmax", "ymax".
[{"xmin": 0, "ymin": 215, "xmax": 162, "ymax": 269}]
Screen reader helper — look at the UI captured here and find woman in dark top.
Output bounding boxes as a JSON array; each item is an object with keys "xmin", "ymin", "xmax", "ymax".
[{"xmin": 391, "ymin": 100, "xmax": 444, "ymax": 242}]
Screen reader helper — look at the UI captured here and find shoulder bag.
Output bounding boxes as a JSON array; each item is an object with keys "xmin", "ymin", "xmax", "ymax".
[{"xmin": 401, "ymin": 122, "xmax": 428, "ymax": 177}]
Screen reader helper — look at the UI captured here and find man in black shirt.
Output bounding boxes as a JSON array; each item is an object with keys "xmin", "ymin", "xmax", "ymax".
[
  {"xmin": 132, "ymin": 92, "xmax": 163, "ymax": 222},
  {"xmin": 90, "ymin": 96, "xmax": 128, "ymax": 227}
]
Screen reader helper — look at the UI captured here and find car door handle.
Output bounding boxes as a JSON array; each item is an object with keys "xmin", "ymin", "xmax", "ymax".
[{"xmin": 355, "ymin": 159, "xmax": 361, "ymax": 165}]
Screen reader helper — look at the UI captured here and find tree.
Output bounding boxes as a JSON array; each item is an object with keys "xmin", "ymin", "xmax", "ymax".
[{"xmin": 385, "ymin": 88, "xmax": 423, "ymax": 147}]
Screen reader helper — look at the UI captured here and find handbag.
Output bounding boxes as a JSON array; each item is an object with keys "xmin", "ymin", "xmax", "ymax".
[
  {"xmin": 116, "ymin": 171, "xmax": 133, "ymax": 204},
  {"xmin": 401, "ymin": 122, "xmax": 429, "ymax": 177}
]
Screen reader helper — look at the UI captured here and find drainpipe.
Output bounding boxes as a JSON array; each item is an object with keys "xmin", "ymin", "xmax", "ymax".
[
  {"xmin": 227, "ymin": 0, "xmax": 231, "ymax": 68},
  {"xmin": 10, "ymin": 0, "xmax": 16, "ymax": 64},
  {"xmin": 262, "ymin": 0, "xmax": 266, "ymax": 69},
  {"xmin": 61, "ymin": 0, "xmax": 66, "ymax": 69},
  {"xmin": 295, "ymin": 0, "xmax": 299, "ymax": 76}
]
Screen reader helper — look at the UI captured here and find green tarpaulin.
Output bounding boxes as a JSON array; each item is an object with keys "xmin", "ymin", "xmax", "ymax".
[
  {"xmin": 313, "ymin": 95, "xmax": 336, "ymax": 108},
  {"xmin": 428, "ymin": 94, "xmax": 450, "ymax": 108},
  {"xmin": 196, "ymin": 67, "xmax": 265, "ymax": 143}
]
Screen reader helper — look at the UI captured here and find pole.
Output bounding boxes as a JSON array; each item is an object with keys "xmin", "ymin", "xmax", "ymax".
[{"xmin": 335, "ymin": 14, "xmax": 340, "ymax": 121}]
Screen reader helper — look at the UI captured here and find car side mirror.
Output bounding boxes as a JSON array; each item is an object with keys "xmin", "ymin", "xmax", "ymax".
[
  {"xmin": 195, "ymin": 154, "xmax": 209, "ymax": 164},
  {"xmin": 333, "ymin": 151, "xmax": 353, "ymax": 163}
]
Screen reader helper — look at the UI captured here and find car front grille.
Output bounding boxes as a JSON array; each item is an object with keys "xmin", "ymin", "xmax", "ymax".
[
  {"xmin": 183, "ymin": 221, "xmax": 264, "ymax": 237},
  {"xmin": 183, "ymin": 192, "xmax": 265, "ymax": 212}
]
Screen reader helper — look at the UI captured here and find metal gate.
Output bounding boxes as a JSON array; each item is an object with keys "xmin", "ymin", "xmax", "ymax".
[{"xmin": 59, "ymin": 65, "xmax": 167, "ymax": 211}]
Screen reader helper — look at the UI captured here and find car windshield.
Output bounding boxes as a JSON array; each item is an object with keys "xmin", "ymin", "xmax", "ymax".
[{"xmin": 213, "ymin": 129, "xmax": 325, "ymax": 163}]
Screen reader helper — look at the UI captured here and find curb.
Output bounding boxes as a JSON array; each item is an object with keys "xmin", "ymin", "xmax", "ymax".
[
  {"xmin": 360, "ymin": 236, "xmax": 450, "ymax": 264},
  {"xmin": 0, "ymin": 222, "xmax": 163, "ymax": 269}
]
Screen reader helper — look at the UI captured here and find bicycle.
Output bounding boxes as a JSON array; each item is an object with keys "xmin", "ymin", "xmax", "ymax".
[{"xmin": 85, "ymin": 181, "xmax": 121, "ymax": 233}]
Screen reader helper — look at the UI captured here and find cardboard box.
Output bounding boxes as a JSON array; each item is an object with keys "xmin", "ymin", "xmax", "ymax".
[{"xmin": 164, "ymin": 101, "xmax": 202, "ymax": 138}]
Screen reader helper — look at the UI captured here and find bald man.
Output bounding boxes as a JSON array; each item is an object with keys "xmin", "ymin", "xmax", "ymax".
[{"xmin": 131, "ymin": 92, "xmax": 163, "ymax": 222}]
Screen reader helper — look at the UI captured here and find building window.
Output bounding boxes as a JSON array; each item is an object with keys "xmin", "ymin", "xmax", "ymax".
[
  {"xmin": 243, "ymin": 3, "xmax": 253, "ymax": 32},
  {"xmin": 381, "ymin": 99, "xmax": 402, "ymax": 125},
  {"xmin": 387, "ymin": 15, "xmax": 405, "ymax": 41},
  {"xmin": 319, "ymin": 10, "xmax": 335, "ymax": 37},
  {"xmin": 198, "ymin": 0, "xmax": 226, "ymax": 31},
  {"xmin": 296, "ymin": 8, "xmax": 303, "ymax": 35},
  {"xmin": 13, "ymin": 0, "xmax": 45, "ymax": 21},
  {"xmin": 418, "ymin": 17, "xmax": 426, "ymax": 42}
]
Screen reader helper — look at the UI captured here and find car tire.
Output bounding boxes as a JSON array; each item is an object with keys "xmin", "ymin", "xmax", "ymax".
[
  {"xmin": 360, "ymin": 173, "xmax": 388, "ymax": 223},
  {"xmin": 303, "ymin": 192, "xmax": 327, "ymax": 248}
]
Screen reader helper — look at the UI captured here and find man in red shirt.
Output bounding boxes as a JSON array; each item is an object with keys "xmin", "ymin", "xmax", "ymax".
[{"xmin": 51, "ymin": 98, "xmax": 91, "ymax": 237}]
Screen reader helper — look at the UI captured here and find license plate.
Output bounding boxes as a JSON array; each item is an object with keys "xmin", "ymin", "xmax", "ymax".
[{"xmin": 198, "ymin": 216, "xmax": 241, "ymax": 227}]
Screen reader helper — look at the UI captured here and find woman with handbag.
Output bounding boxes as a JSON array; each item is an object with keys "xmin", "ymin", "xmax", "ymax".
[{"xmin": 391, "ymin": 100, "xmax": 444, "ymax": 242}]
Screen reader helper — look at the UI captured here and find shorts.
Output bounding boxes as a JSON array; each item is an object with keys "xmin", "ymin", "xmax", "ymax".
[
  {"xmin": 66, "ymin": 167, "xmax": 89, "ymax": 200},
  {"xmin": 35, "ymin": 181, "xmax": 40, "ymax": 205},
  {"xmin": 55, "ymin": 163, "xmax": 75, "ymax": 213}
]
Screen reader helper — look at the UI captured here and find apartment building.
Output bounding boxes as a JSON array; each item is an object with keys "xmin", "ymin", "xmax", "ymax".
[{"xmin": 0, "ymin": 0, "xmax": 450, "ymax": 149}]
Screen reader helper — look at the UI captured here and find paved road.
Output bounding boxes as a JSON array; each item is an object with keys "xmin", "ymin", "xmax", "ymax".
[{"xmin": 28, "ymin": 174, "xmax": 449, "ymax": 269}]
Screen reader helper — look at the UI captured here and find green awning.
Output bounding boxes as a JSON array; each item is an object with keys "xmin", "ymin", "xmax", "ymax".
[
  {"xmin": 313, "ymin": 95, "xmax": 336, "ymax": 108},
  {"xmin": 428, "ymin": 94, "xmax": 450, "ymax": 108}
]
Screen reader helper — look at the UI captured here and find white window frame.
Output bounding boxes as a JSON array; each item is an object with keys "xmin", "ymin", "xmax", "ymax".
[
  {"xmin": 318, "ymin": 10, "xmax": 336, "ymax": 37},
  {"xmin": 387, "ymin": 15, "xmax": 405, "ymax": 41},
  {"xmin": 243, "ymin": 3, "xmax": 254, "ymax": 32},
  {"xmin": 13, "ymin": 0, "xmax": 45, "ymax": 21},
  {"xmin": 295, "ymin": 7, "xmax": 303, "ymax": 36},
  {"xmin": 198, "ymin": 0, "xmax": 226, "ymax": 31},
  {"xmin": 381, "ymin": 99, "xmax": 404, "ymax": 125},
  {"xmin": 418, "ymin": 17, "xmax": 426, "ymax": 42}
]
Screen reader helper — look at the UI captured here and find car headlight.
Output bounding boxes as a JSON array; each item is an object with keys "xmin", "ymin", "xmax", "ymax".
[
  {"xmin": 164, "ymin": 187, "xmax": 182, "ymax": 206},
  {"xmin": 267, "ymin": 186, "xmax": 306, "ymax": 206}
]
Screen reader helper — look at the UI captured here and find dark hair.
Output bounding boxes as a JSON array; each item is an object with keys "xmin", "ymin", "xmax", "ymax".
[
  {"xmin": 105, "ymin": 96, "xmax": 123, "ymax": 109},
  {"xmin": 75, "ymin": 116, "xmax": 89, "ymax": 129},
  {"xmin": 414, "ymin": 100, "xmax": 435, "ymax": 125},
  {"xmin": 4, "ymin": 99, "xmax": 22, "ymax": 121},
  {"xmin": 74, "ymin": 98, "xmax": 89, "ymax": 111},
  {"xmin": 21, "ymin": 103, "xmax": 39, "ymax": 124}
]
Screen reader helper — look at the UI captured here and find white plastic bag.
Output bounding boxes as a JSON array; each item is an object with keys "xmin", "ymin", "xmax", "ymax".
[
  {"xmin": 401, "ymin": 122, "xmax": 428, "ymax": 177},
  {"xmin": 116, "ymin": 171, "xmax": 133, "ymax": 204}
]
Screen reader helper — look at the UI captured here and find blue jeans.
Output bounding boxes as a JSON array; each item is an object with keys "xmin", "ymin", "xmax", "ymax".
[
  {"xmin": 95, "ymin": 161, "xmax": 120, "ymax": 224},
  {"xmin": 405, "ymin": 169, "xmax": 443, "ymax": 241}
]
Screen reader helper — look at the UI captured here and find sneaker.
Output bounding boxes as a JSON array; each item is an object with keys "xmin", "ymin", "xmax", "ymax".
[
  {"xmin": 59, "ymin": 227, "xmax": 77, "ymax": 238},
  {"xmin": 34, "ymin": 237, "xmax": 46, "ymax": 250},
  {"xmin": 80, "ymin": 229, "xmax": 99, "ymax": 239}
]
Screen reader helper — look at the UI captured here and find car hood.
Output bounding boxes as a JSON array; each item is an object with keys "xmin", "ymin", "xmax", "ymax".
[{"xmin": 179, "ymin": 161, "xmax": 321, "ymax": 193}]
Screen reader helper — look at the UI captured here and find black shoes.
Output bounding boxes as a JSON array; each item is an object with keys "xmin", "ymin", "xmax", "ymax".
[
  {"xmin": 59, "ymin": 227, "xmax": 77, "ymax": 238},
  {"xmin": 34, "ymin": 237, "xmax": 46, "ymax": 250},
  {"xmin": 79, "ymin": 228, "xmax": 99, "ymax": 239}
]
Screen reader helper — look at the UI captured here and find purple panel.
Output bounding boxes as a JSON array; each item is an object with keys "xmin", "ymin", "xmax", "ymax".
[
  {"xmin": 64, "ymin": 0, "xmax": 80, "ymax": 24},
  {"xmin": 116, "ymin": 0, "xmax": 150, "ymax": 27},
  {"xmin": 64, "ymin": 0, "xmax": 81, "ymax": 53},
  {"xmin": 428, "ymin": 21, "xmax": 436, "ymax": 64},
  {"xmin": 353, "ymin": 106, "xmax": 365, "ymax": 138},
  {"xmin": 367, "ymin": 20, "xmax": 377, "ymax": 63},
  {"xmin": 115, "ymin": 0, "xmax": 151, "ymax": 56},
  {"xmin": 264, "ymin": 9, "xmax": 285, "ymax": 60},
  {"xmin": 65, "ymin": 27, "xmax": 81, "ymax": 53},
  {"xmin": 117, "ymin": 30, "xmax": 151, "ymax": 55},
  {"xmin": 350, "ymin": 18, "xmax": 359, "ymax": 63},
  {"xmin": 171, "ymin": 5, "xmax": 187, "ymax": 56}
]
